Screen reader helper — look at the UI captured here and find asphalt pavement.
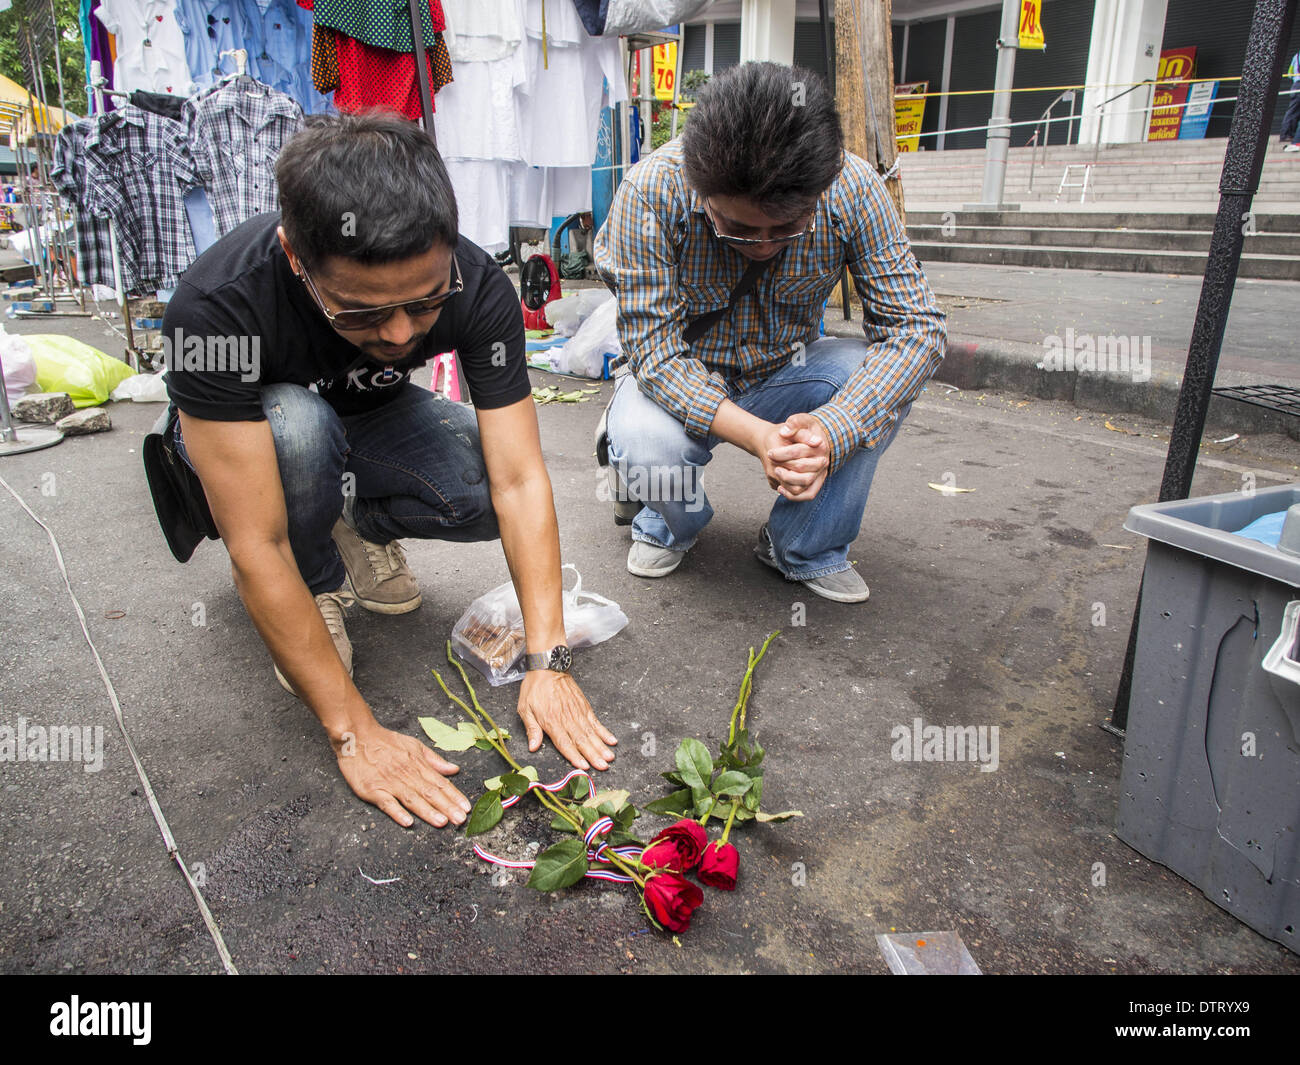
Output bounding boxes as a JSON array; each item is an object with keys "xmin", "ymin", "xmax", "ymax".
[{"xmin": 1, "ymin": 271, "xmax": 1299, "ymax": 973}]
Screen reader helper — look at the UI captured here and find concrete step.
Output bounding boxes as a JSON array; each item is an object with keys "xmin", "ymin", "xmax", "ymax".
[
  {"xmin": 907, "ymin": 210, "xmax": 1300, "ymax": 232},
  {"xmin": 910, "ymin": 240, "xmax": 1300, "ymax": 280},
  {"xmin": 906, "ymin": 224, "xmax": 1300, "ymax": 255}
]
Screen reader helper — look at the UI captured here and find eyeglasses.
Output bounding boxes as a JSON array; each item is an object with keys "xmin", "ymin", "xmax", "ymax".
[
  {"xmin": 297, "ymin": 255, "xmax": 463, "ymax": 331},
  {"xmin": 704, "ymin": 198, "xmax": 817, "ymax": 248}
]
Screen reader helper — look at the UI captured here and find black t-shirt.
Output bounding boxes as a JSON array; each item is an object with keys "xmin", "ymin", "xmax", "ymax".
[{"xmin": 162, "ymin": 212, "xmax": 530, "ymax": 421}]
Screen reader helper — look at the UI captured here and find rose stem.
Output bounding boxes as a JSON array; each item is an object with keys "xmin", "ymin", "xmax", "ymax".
[
  {"xmin": 437, "ymin": 651, "xmax": 645, "ymax": 886},
  {"xmin": 698, "ymin": 795, "xmax": 719, "ymax": 826},
  {"xmin": 718, "ymin": 799, "xmax": 741, "ymax": 846}
]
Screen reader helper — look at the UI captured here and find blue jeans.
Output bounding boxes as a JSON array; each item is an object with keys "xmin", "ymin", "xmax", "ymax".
[
  {"xmin": 173, "ymin": 382, "xmax": 498, "ymax": 595},
  {"xmin": 605, "ymin": 338, "xmax": 911, "ymax": 581}
]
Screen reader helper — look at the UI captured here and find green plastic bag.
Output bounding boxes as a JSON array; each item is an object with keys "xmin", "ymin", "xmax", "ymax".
[{"xmin": 28, "ymin": 334, "xmax": 136, "ymax": 408}]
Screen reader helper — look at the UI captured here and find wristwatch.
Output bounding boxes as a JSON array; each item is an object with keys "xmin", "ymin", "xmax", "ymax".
[{"xmin": 525, "ymin": 645, "xmax": 573, "ymax": 674}]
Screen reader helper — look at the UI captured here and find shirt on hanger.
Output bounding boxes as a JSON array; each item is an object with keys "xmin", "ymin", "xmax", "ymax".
[
  {"xmin": 246, "ymin": 0, "xmax": 308, "ymax": 100},
  {"xmin": 50, "ymin": 120, "xmax": 131, "ymax": 292},
  {"xmin": 183, "ymin": 79, "xmax": 305, "ymax": 237},
  {"xmin": 440, "ymin": 0, "xmax": 521, "ymax": 63},
  {"xmin": 174, "ymin": 0, "xmax": 250, "ymax": 90},
  {"xmin": 333, "ymin": 33, "xmax": 453, "ymax": 122},
  {"xmin": 81, "ymin": 106, "xmax": 204, "ymax": 290},
  {"xmin": 94, "ymin": 0, "xmax": 194, "ymax": 95},
  {"xmin": 311, "ymin": 0, "xmax": 445, "ymax": 51},
  {"xmin": 432, "ymin": 43, "xmax": 526, "ymax": 161},
  {"xmin": 515, "ymin": 24, "xmax": 625, "ymax": 168}
]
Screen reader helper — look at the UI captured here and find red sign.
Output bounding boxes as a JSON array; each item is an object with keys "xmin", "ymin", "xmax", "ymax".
[{"xmin": 1147, "ymin": 47, "xmax": 1197, "ymax": 141}]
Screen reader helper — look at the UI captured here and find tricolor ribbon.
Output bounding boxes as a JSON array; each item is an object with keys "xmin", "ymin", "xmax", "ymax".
[{"xmin": 472, "ymin": 769, "xmax": 644, "ymax": 882}]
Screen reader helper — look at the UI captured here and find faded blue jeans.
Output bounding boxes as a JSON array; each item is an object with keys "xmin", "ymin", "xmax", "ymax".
[
  {"xmin": 606, "ymin": 338, "xmax": 911, "ymax": 581},
  {"xmin": 173, "ymin": 382, "xmax": 498, "ymax": 595}
]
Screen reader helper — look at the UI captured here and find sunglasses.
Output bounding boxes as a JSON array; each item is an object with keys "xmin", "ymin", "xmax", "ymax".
[
  {"xmin": 297, "ymin": 255, "xmax": 463, "ymax": 330},
  {"xmin": 704, "ymin": 198, "xmax": 817, "ymax": 248}
]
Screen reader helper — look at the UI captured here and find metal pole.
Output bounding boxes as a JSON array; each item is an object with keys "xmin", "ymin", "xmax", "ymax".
[
  {"xmin": 1110, "ymin": 0, "xmax": 1298, "ymax": 733},
  {"xmin": 972, "ymin": 0, "xmax": 1020, "ymax": 209},
  {"xmin": 407, "ymin": 0, "xmax": 435, "ymax": 136}
]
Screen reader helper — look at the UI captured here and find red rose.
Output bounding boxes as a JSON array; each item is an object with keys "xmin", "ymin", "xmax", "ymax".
[
  {"xmin": 640, "ymin": 818, "xmax": 708, "ymax": 872},
  {"xmin": 698, "ymin": 841, "xmax": 739, "ymax": 890},
  {"xmin": 642, "ymin": 872, "xmax": 704, "ymax": 932}
]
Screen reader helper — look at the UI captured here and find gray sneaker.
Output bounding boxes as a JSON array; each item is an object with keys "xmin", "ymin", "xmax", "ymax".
[
  {"xmin": 755, "ymin": 525, "xmax": 869, "ymax": 603},
  {"xmin": 627, "ymin": 540, "xmax": 686, "ymax": 578}
]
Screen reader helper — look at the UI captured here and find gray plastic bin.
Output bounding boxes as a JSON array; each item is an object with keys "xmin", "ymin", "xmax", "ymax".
[{"xmin": 1119, "ymin": 483, "xmax": 1300, "ymax": 953}]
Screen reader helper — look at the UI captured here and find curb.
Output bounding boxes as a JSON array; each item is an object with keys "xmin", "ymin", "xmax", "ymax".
[{"xmin": 823, "ymin": 319, "xmax": 1300, "ymax": 441}]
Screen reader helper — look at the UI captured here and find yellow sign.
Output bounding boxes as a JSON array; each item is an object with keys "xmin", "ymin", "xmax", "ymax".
[
  {"xmin": 1018, "ymin": 0, "xmax": 1045, "ymax": 50},
  {"xmin": 652, "ymin": 43, "xmax": 677, "ymax": 101},
  {"xmin": 894, "ymin": 81, "xmax": 928, "ymax": 152}
]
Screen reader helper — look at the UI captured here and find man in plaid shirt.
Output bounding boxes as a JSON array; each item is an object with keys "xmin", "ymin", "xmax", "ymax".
[{"xmin": 594, "ymin": 62, "xmax": 946, "ymax": 602}]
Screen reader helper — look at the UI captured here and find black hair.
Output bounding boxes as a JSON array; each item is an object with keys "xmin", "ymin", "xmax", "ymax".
[
  {"xmin": 275, "ymin": 110, "xmax": 458, "ymax": 269},
  {"xmin": 681, "ymin": 61, "xmax": 844, "ymax": 218}
]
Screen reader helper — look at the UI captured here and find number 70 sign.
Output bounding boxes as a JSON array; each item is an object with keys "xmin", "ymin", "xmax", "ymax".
[
  {"xmin": 652, "ymin": 43, "xmax": 677, "ymax": 100},
  {"xmin": 1019, "ymin": 0, "xmax": 1046, "ymax": 50}
]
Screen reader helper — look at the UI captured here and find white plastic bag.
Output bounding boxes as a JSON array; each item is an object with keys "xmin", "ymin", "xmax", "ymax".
[
  {"xmin": 547, "ymin": 288, "xmax": 613, "ymax": 337},
  {"xmin": 560, "ymin": 297, "xmax": 620, "ymax": 379},
  {"xmin": 450, "ymin": 564, "xmax": 630, "ymax": 685},
  {"xmin": 0, "ymin": 325, "xmax": 37, "ymax": 401},
  {"xmin": 110, "ymin": 370, "xmax": 170, "ymax": 402}
]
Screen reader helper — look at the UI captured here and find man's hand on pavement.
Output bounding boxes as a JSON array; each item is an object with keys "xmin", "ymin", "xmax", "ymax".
[
  {"xmin": 518, "ymin": 670, "xmax": 617, "ymax": 772},
  {"xmin": 760, "ymin": 413, "xmax": 831, "ymax": 502},
  {"xmin": 335, "ymin": 720, "xmax": 472, "ymax": 829}
]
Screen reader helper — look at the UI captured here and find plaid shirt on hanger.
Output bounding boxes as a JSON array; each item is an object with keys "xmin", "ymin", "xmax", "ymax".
[
  {"xmin": 183, "ymin": 78, "xmax": 304, "ymax": 237},
  {"xmin": 81, "ymin": 106, "xmax": 205, "ymax": 291},
  {"xmin": 51, "ymin": 120, "xmax": 131, "ymax": 292},
  {"xmin": 593, "ymin": 138, "xmax": 947, "ymax": 475}
]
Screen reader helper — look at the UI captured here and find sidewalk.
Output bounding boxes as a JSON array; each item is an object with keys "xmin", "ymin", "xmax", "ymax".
[
  {"xmin": 1, "ymin": 302, "xmax": 1298, "ymax": 973},
  {"xmin": 825, "ymin": 259, "xmax": 1300, "ymax": 438}
]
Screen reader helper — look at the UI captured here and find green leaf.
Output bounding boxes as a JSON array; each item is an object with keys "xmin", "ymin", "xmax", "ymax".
[
  {"xmin": 756, "ymin": 809, "xmax": 804, "ymax": 823},
  {"xmin": 694, "ymin": 791, "xmax": 717, "ymax": 819},
  {"xmin": 465, "ymin": 791, "xmax": 504, "ymax": 836},
  {"xmin": 485, "ymin": 765, "xmax": 537, "ymax": 792},
  {"xmin": 743, "ymin": 775, "xmax": 764, "ymax": 812},
  {"xmin": 711, "ymin": 771, "xmax": 754, "ymax": 797},
  {"xmin": 661, "ymin": 770, "xmax": 686, "ymax": 787},
  {"xmin": 418, "ymin": 716, "xmax": 479, "ymax": 752},
  {"xmin": 498, "ymin": 773, "xmax": 533, "ymax": 800},
  {"xmin": 733, "ymin": 805, "xmax": 756, "ymax": 822},
  {"xmin": 474, "ymin": 739, "xmax": 494, "ymax": 750},
  {"xmin": 614, "ymin": 804, "xmax": 639, "ymax": 828},
  {"xmin": 551, "ymin": 813, "xmax": 578, "ymax": 834},
  {"xmin": 608, "ymin": 828, "xmax": 645, "ymax": 847},
  {"xmin": 583, "ymin": 788, "xmax": 631, "ymax": 811},
  {"xmin": 644, "ymin": 789, "xmax": 693, "ymax": 816},
  {"xmin": 675, "ymin": 738, "xmax": 714, "ymax": 792},
  {"xmin": 527, "ymin": 839, "xmax": 590, "ymax": 891}
]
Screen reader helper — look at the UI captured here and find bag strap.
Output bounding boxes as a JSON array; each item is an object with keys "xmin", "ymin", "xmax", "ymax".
[{"xmin": 681, "ymin": 254, "xmax": 775, "ymax": 345}]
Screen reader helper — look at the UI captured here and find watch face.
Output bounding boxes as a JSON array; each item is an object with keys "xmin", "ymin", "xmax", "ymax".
[{"xmin": 549, "ymin": 646, "xmax": 573, "ymax": 673}]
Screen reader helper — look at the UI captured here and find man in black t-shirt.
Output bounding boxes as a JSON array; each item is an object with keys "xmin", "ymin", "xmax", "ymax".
[{"xmin": 160, "ymin": 112, "xmax": 616, "ymax": 830}]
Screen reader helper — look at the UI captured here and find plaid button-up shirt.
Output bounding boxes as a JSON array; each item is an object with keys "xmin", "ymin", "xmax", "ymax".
[
  {"xmin": 593, "ymin": 137, "xmax": 946, "ymax": 474},
  {"xmin": 183, "ymin": 78, "xmax": 304, "ymax": 237},
  {"xmin": 81, "ymin": 106, "xmax": 204, "ymax": 291}
]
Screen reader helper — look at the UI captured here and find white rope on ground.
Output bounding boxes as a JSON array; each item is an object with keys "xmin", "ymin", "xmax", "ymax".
[{"xmin": 0, "ymin": 473, "xmax": 239, "ymax": 975}]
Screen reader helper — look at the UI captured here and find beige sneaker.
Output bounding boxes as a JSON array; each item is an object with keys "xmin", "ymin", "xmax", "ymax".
[
  {"xmin": 331, "ymin": 517, "xmax": 422, "ymax": 614},
  {"xmin": 274, "ymin": 587, "xmax": 356, "ymax": 697}
]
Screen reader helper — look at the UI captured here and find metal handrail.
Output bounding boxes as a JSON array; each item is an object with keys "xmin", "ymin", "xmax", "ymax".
[
  {"xmin": 1027, "ymin": 89, "xmax": 1078, "ymax": 191},
  {"xmin": 1092, "ymin": 79, "xmax": 1157, "ymax": 165}
]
